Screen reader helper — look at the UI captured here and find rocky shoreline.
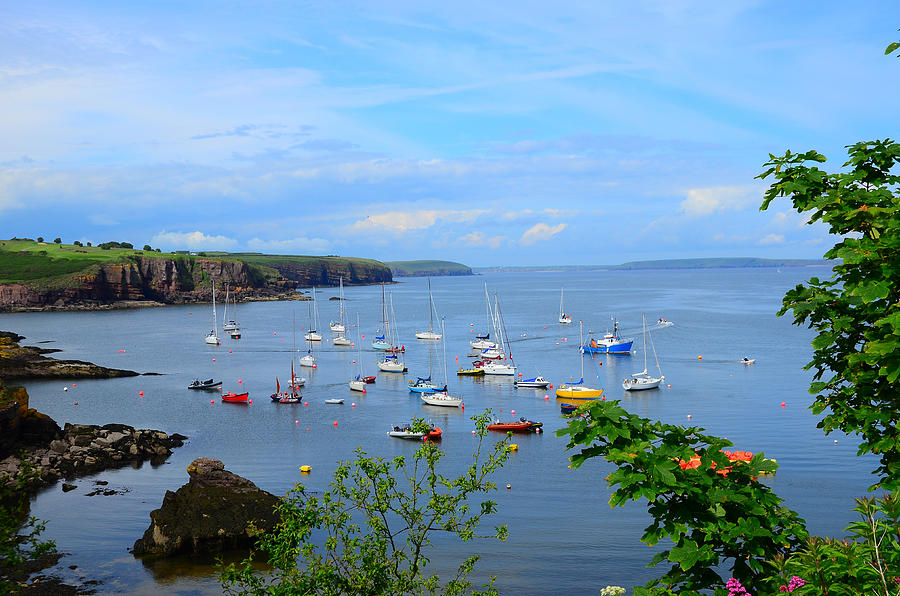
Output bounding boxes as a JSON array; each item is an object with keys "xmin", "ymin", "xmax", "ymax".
[{"xmin": 0, "ymin": 332, "xmax": 140, "ymax": 380}]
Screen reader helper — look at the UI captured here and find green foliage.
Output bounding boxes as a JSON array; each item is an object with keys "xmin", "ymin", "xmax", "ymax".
[
  {"xmin": 73, "ymin": 240, "xmax": 82, "ymax": 247},
  {"xmin": 757, "ymin": 140, "xmax": 900, "ymax": 490},
  {"xmin": 886, "ymin": 31, "xmax": 900, "ymax": 57},
  {"xmin": 557, "ymin": 400, "xmax": 807, "ymax": 594},
  {"xmin": 219, "ymin": 411, "xmax": 509, "ymax": 595},
  {"xmin": 765, "ymin": 493, "xmax": 900, "ymax": 595},
  {"xmin": 52, "ymin": 238, "xmax": 61, "ymax": 244},
  {"xmin": 36, "ymin": 237, "xmax": 43, "ymax": 243},
  {"xmin": 143, "ymin": 244, "xmax": 152, "ymax": 252},
  {"xmin": 0, "ymin": 461, "xmax": 57, "ymax": 591}
]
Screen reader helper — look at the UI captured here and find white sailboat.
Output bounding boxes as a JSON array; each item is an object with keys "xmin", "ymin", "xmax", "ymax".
[
  {"xmin": 223, "ymin": 283, "xmax": 238, "ymax": 332},
  {"xmin": 559, "ymin": 288, "xmax": 572, "ymax": 324},
  {"xmin": 204, "ymin": 281, "xmax": 220, "ymax": 345},
  {"xmin": 349, "ymin": 313, "xmax": 367, "ymax": 392},
  {"xmin": 623, "ymin": 314, "xmax": 664, "ymax": 391},
  {"xmin": 330, "ymin": 278, "xmax": 347, "ymax": 333},
  {"xmin": 377, "ymin": 293, "xmax": 405, "ymax": 372},
  {"xmin": 415, "ymin": 278, "xmax": 442, "ymax": 340},
  {"xmin": 482, "ymin": 294, "xmax": 516, "ymax": 375},
  {"xmin": 470, "ymin": 282, "xmax": 496, "ymax": 350},
  {"xmin": 290, "ymin": 313, "xmax": 307, "ymax": 386},
  {"xmin": 299, "ymin": 304, "xmax": 317, "ymax": 368},
  {"xmin": 372, "ymin": 283, "xmax": 391, "ymax": 350},
  {"xmin": 304, "ymin": 288, "xmax": 323, "ymax": 341},
  {"xmin": 421, "ymin": 319, "xmax": 462, "ymax": 407}
]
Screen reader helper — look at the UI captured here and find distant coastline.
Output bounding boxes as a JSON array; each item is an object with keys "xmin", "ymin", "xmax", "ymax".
[{"xmin": 474, "ymin": 257, "xmax": 830, "ymax": 273}]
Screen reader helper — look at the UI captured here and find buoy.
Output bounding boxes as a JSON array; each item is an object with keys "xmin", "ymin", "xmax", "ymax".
[
  {"xmin": 211, "ymin": 399, "xmax": 214, "ymax": 404},
  {"xmin": 273, "ymin": 332, "xmax": 277, "ymax": 335},
  {"xmin": 362, "ymin": 388, "xmax": 366, "ymax": 394},
  {"xmin": 228, "ymin": 350, "xmax": 232, "ymax": 353},
  {"xmin": 509, "ymin": 444, "xmax": 518, "ymax": 452},
  {"xmin": 511, "ymin": 410, "xmax": 516, "ymax": 415},
  {"xmin": 313, "ymin": 364, "xmax": 317, "ymax": 369},
  {"xmin": 351, "ymin": 403, "xmax": 356, "ymax": 407},
  {"xmin": 333, "ymin": 420, "xmax": 338, "ymax": 426},
  {"xmin": 549, "ymin": 384, "xmax": 553, "ymax": 389},
  {"xmin": 472, "ymin": 430, "xmax": 476, "ymax": 435},
  {"xmin": 63, "ymin": 387, "xmax": 68, "ymax": 391},
  {"xmin": 543, "ymin": 325, "xmax": 546, "ymax": 329},
  {"xmin": 544, "ymin": 395, "xmax": 549, "ymax": 400},
  {"xmin": 238, "ymin": 379, "xmax": 242, "ymax": 384},
  {"xmin": 781, "ymin": 402, "xmax": 786, "ymax": 408},
  {"xmin": 556, "ymin": 342, "xmax": 559, "ymax": 346},
  {"xmin": 362, "ymin": 334, "xmax": 365, "ymax": 339},
  {"xmin": 306, "ymin": 428, "xmax": 310, "ymax": 431},
  {"xmin": 667, "ymin": 384, "xmax": 671, "ymax": 388},
  {"xmin": 698, "ymin": 355, "xmax": 702, "ymax": 360},
  {"xmin": 518, "ymin": 373, "xmax": 523, "ymax": 376},
  {"xmin": 295, "ymin": 420, "xmax": 299, "ymax": 424},
  {"xmin": 139, "ymin": 390, "xmax": 144, "ymax": 396},
  {"xmin": 74, "ymin": 401, "xmax": 78, "ymax": 405},
  {"xmin": 687, "ymin": 414, "xmax": 692, "ymax": 419},
  {"xmin": 455, "ymin": 356, "xmax": 458, "ymax": 361},
  {"xmin": 460, "ymin": 403, "xmax": 464, "ymax": 410},
  {"xmin": 601, "ymin": 396, "xmax": 605, "ymax": 401},
  {"xmin": 300, "ymin": 465, "xmax": 311, "ymax": 473},
  {"xmin": 72, "ymin": 383, "xmax": 76, "ymax": 387},
  {"xmin": 506, "ymin": 483, "xmax": 511, "ymax": 490},
  {"xmin": 352, "ymin": 360, "xmax": 356, "ymax": 364},
  {"xmin": 212, "ymin": 358, "xmax": 216, "ymax": 362},
  {"xmin": 834, "ymin": 440, "xmax": 838, "ymax": 444},
  {"xmin": 499, "ymin": 409, "xmax": 503, "ymax": 412},
  {"xmin": 248, "ymin": 399, "xmax": 252, "ymax": 404},
  {"xmin": 304, "ymin": 401, "xmax": 309, "ymax": 406}
]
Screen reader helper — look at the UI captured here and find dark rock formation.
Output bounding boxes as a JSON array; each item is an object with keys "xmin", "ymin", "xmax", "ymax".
[
  {"xmin": 132, "ymin": 457, "xmax": 280, "ymax": 557},
  {"xmin": 0, "ymin": 332, "xmax": 139, "ymax": 380},
  {"xmin": 0, "ymin": 255, "xmax": 392, "ymax": 311},
  {"xmin": 0, "ymin": 380, "xmax": 186, "ymax": 489}
]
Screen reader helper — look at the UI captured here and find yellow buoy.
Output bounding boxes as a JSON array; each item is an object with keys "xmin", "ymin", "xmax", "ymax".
[
  {"xmin": 299, "ymin": 465, "xmax": 312, "ymax": 474},
  {"xmin": 508, "ymin": 443, "xmax": 519, "ymax": 452}
]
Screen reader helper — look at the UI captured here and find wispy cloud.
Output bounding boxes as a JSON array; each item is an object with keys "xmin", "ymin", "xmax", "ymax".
[
  {"xmin": 247, "ymin": 236, "xmax": 331, "ymax": 253},
  {"xmin": 460, "ymin": 231, "xmax": 507, "ymax": 249},
  {"xmin": 88, "ymin": 214, "xmax": 119, "ymax": 226},
  {"xmin": 757, "ymin": 233, "xmax": 785, "ymax": 245},
  {"xmin": 679, "ymin": 186, "xmax": 760, "ymax": 217},
  {"xmin": 151, "ymin": 230, "xmax": 238, "ymax": 251},
  {"xmin": 520, "ymin": 222, "xmax": 567, "ymax": 246},
  {"xmin": 352, "ymin": 209, "xmax": 487, "ymax": 235}
]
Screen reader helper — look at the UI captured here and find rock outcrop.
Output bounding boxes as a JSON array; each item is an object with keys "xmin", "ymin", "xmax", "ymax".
[
  {"xmin": 0, "ymin": 332, "xmax": 139, "ymax": 380},
  {"xmin": 132, "ymin": 457, "xmax": 281, "ymax": 557},
  {"xmin": 0, "ymin": 254, "xmax": 392, "ymax": 311}
]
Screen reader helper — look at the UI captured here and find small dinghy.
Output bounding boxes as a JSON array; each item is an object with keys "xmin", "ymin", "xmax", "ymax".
[
  {"xmin": 487, "ymin": 417, "xmax": 543, "ymax": 433},
  {"xmin": 741, "ymin": 357, "xmax": 756, "ymax": 365},
  {"xmin": 221, "ymin": 391, "xmax": 249, "ymax": 403},
  {"xmin": 325, "ymin": 398, "xmax": 344, "ymax": 404}
]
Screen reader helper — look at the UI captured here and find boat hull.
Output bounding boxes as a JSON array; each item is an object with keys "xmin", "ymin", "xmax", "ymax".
[
  {"xmin": 420, "ymin": 393, "xmax": 462, "ymax": 407},
  {"xmin": 415, "ymin": 331, "xmax": 441, "ymax": 340},
  {"xmin": 221, "ymin": 392, "xmax": 249, "ymax": 403},
  {"xmin": 581, "ymin": 340, "xmax": 633, "ymax": 354},
  {"xmin": 515, "ymin": 377, "xmax": 549, "ymax": 388},
  {"xmin": 378, "ymin": 360, "xmax": 406, "ymax": 372},
  {"xmin": 332, "ymin": 336, "xmax": 352, "ymax": 346},
  {"xmin": 457, "ymin": 368, "xmax": 485, "ymax": 376},
  {"xmin": 555, "ymin": 385, "xmax": 604, "ymax": 399},
  {"xmin": 487, "ymin": 421, "xmax": 543, "ymax": 433},
  {"xmin": 349, "ymin": 380, "xmax": 366, "ymax": 391},
  {"xmin": 623, "ymin": 377, "xmax": 662, "ymax": 391}
]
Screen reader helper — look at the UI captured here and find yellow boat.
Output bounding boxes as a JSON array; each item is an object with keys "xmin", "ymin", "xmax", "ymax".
[
  {"xmin": 555, "ymin": 383, "xmax": 603, "ymax": 400},
  {"xmin": 457, "ymin": 367, "xmax": 485, "ymax": 376}
]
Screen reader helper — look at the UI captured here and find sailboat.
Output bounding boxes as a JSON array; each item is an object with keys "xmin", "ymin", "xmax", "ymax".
[
  {"xmin": 299, "ymin": 308, "xmax": 317, "ymax": 368},
  {"xmin": 349, "ymin": 313, "xmax": 367, "ymax": 392},
  {"xmin": 290, "ymin": 313, "xmax": 308, "ymax": 384},
  {"xmin": 623, "ymin": 314, "xmax": 664, "ymax": 391},
  {"xmin": 223, "ymin": 284, "xmax": 238, "ymax": 331},
  {"xmin": 372, "ymin": 283, "xmax": 392, "ymax": 350},
  {"xmin": 415, "ymin": 278, "xmax": 442, "ymax": 340},
  {"xmin": 304, "ymin": 288, "xmax": 323, "ymax": 341},
  {"xmin": 421, "ymin": 319, "xmax": 462, "ymax": 407},
  {"xmin": 204, "ymin": 281, "xmax": 220, "ymax": 345},
  {"xmin": 559, "ymin": 288, "xmax": 572, "ymax": 324},
  {"xmin": 555, "ymin": 321, "xmax": 604, "ymax": 401},
  {"xmin": 377, "ymin": 293, "xmax": 406, "ymax": 372},
  {"xmin": 410, "ymin": 286, "xmax": 445, "ymax": 392},
  {"xmin": 330, "ymin": 278, "xmax": 347, "ymax": 333},
  {"xmin": 470, "ymin": 282, "xmax": 496, "ymax": 350},
  {"xmin": 482, "ymin": 294, "xmax": 516, "ymax": 376}
]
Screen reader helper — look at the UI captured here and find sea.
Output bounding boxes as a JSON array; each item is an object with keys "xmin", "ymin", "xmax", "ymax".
[{"xmin": 2, "ymin": 267, "xmax": 876, "ymax": 594}]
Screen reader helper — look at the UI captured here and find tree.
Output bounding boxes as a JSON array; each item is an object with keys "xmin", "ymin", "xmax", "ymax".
[
  {"xmin": 220, "ymin": 412, "xmax": 510, "ymax": 595},
  {"xmin": 0, "ymin": 462, "xmax": 57, "ymax": 591},
  {"xmin": 86, "ymin": 242, "xmax": 91, "ymax": 247},
  {"xmin": 757, "ymin": 140, "xmax": 900, "ymax": 490},
  {"xmin": 143, "ymin": 244, "xmax": 152, "ymax": 252},
  {"xmin": 558, "ymin": 401, "xmax": 806, "ymax": 595},
  {"xmin": 73, "ymin": 240, "xmax": 82, "ymax": 247},
  {"xmin": 53, "ymin": 238, "xmax": 61, "ymax": 244},
  {"xmin": 36, "ymin": 237, "xmax": 43, "ymax": 243}
]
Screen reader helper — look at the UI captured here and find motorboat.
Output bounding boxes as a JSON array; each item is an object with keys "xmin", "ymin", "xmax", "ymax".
[
  {"xmin": 487, "ymin": 418, "xmax": 543, "ymax": 433},
  {"xmin": 514, "ymin": 376, "xmax": 550, "ymax": 389},
  {"xmin": 581, "ymin": 318, "xmax": 633, "ymax": 354},
  {"xmin": 457, "ymin": 366, "xmax": 485, "ymax": 376},
  {"xmin": 188, "ymin": 378, "xmax": 222, "ymax": 390},
  {"xmin": 325, "ymin": 398, "xmax": 344, "ymax": 404}
]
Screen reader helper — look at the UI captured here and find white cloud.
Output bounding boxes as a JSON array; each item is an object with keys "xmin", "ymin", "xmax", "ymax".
[
  {"xmin": 502, "ymin": 209, "xmax": 535, "ymax": 220},
  {"xmin": 679, "ymin": 186, "xmax": 760, "ymax": 217},
  {"xmin": 246, "ymin": 236, "xmax": 331, "ymax": 254},
  {"xmin": 757, "ymin": 233, "xmax": 785, "ymax": 245},
  {"xmin": 151, "ymin": 230, "xmax": 238, "ymax": 251},
  {"xmin": 351, "ymin": 209, "xmax": 487, "ymax": 235},
  {"xmin": 460, "ymin": 231, "xmax": 507, "ymax": 249},
  {"xmin": 520, "ymin": 222, "xmax": 567, "ymax": 246}
]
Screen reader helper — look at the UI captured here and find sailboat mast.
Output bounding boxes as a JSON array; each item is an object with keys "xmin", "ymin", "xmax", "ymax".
[
  {"xmin": 642, "ymin": 314, "xmax": 648, "ymax": 374},
  {"xmin": 441, "ymin": 317, "xmax": 448, "ymax": 386},
  {"xmin": 496, "ymin": 295, "xmax": 514, "ymax": 366},
  {"xmin": 579, "ymin": 320, "xmax": 585, "ymax": 382},
  {"xmin": 212, "ymin": 280, "xmax": 217, "ymax": 329}
]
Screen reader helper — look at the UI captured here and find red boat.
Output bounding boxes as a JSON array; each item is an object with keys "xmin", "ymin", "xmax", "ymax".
[
  {"xmin": 487, "ymin": 418, "xmax": 543, "ymax": 433},
  {"xmin": 363, "ymin": 376, "xmax": 376, "ymax": 384},
  {"xmin": 221, "ymin": 391, "xmax": 249, "ymax": 403},
  {"xmin": 386, "ymin": 345, "xmax": 405, "ymax": 353},
  {"xmin": 426, "ymin": 427, "xmax": 443, "ymax": 441}
]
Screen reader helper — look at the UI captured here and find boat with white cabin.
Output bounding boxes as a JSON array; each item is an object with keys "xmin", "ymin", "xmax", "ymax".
[
  {"xmin": 559, "ymin": 288, "xmax": 572, "ymax": 324},
  {"xmin": 623, "ymin": 314, "xmax": 664, "ymax": 391}
]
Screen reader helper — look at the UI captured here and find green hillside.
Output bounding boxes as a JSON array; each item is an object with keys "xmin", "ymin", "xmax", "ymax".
[{"xmin": 386, "ymin": 260, "xmax": 473, "ymax": 277}]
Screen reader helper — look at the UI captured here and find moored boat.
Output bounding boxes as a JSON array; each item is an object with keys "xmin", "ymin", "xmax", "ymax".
[
  {"xmin": 221, "ymin": 391, "xmax": 249, "ymax": 403},
  {"xmin": 457, "ymin": 366, "xmax": 485, "ymax": 376},
  {"xmin": 188, "ymin": 378, "xmax": 222, "ymax": 390},
  {"xmin": 581, "ymin": 318, "xmax": 633, "ymax": 354},
  {"xmin": 487, "ymin": 418, "xmax": 543, "ymax": 433},
  {"xmin": 325, "ymin": 398, "xmax": 344, "ymax": 404},
  {"xmin": 420, "ymin": 392, "xmax": 462, "ymax": 407},
  {"xmin": 515, "ymin": 376, "xmax": 550, "ymax": 389}
]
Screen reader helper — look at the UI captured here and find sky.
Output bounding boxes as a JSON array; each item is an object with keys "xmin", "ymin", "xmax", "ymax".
[{"xmin": 1, "ymin": 1, "xmax": 898, "ymax": 267}]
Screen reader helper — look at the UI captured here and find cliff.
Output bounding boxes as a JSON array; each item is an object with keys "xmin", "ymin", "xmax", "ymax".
[
  {"xmin": 0, "ymin": 242, "xmax": 392, "ymax": 310},
  {"xmin": 386, "ymin": 260, "xmax": 473, "ymax": 277},
  {"xmin": 0, "ymin": 331, "xmax": 140, "ymax": 380}
]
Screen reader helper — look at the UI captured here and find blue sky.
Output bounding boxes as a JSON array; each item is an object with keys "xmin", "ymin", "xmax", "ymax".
[{"xmin": 1, "ymin": 1, "xmax": 898, "ymax": 266}]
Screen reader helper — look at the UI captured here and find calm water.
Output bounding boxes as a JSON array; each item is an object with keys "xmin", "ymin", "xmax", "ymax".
[{"xmin": 4, "ymin": 268, "xmax": 875, "ymax": 594}]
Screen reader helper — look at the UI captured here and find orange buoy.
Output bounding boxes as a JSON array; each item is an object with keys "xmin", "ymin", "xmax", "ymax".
[
  {"xmin": 333, "ymin": 420, "xmax": 338, "ymax": 426},
  {"xmin": 698, "ymin": 355, "xmax": 702, "ymax": 360},
  {"xmin": 228, "ymin": 350, "xmax": 232, "ymax": 353},
  {"xmin": 518, "ymin": 373, "xmax": 523, "ymax": 376},
  {"xmin": 362, "ymin": 388, "xmax": 366, "ymax": 394},
  {"xmin": 667, "ymin": 384, "xmax": 671, "ymax": 388},
  {"xmin": 139, "ymin": 390, "xmax": 144, "ymax": 396},
  {"xmin": 74, "ymin": 401, "xmax": 78, "ymax": 405},
  {"xmin": 313, "ymin": 364, "xmax": 317, "ymax": 369},
  {"xmin": 781, "ymin": 402, "xmax": 786, "ymax": 408}
]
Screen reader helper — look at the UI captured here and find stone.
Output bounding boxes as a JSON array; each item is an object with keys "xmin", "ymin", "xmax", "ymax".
[
  {"xmin": 50, "ymin": 439, "xmax": 68, "ymax": 454},
  {"xmin": 132, "ymin": 458, "xmax": 281, "ymax": 557},
  {"xmin": 62, "ymin": 483, "xmax": 77, "ymax": 492}
]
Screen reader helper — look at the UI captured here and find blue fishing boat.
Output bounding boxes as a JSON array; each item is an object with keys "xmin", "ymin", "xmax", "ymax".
[{"xmin": 580, "ymin": 318, "xmax": 633, "ymax": 354}]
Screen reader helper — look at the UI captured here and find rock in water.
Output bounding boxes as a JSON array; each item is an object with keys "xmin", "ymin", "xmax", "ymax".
[{"xmin": 132, "ymin": 457, "xmax": 280, "ymax": 557}]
